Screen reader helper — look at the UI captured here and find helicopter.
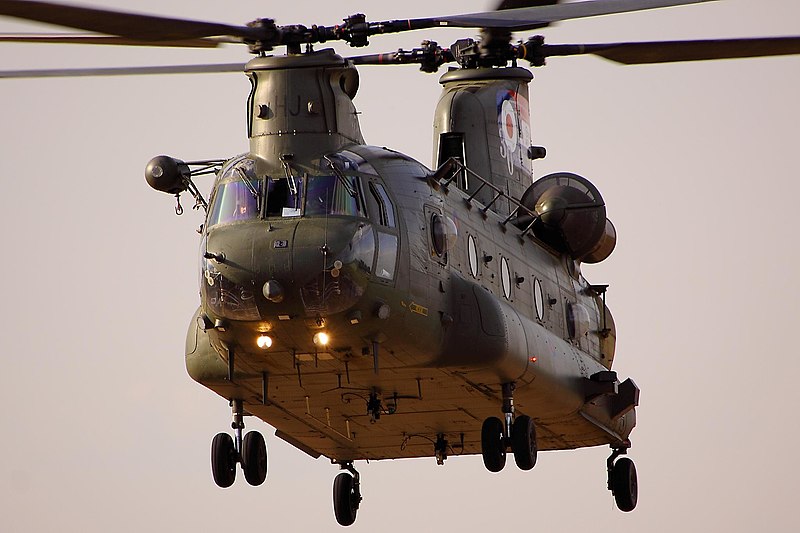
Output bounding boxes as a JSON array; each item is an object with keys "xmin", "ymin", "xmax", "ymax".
[{"xmin": 2, "ymin": 0, "xmax": 799, "ymax": 528}]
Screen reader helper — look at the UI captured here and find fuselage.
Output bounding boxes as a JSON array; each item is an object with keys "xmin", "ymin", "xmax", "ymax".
[{"xmin": 184, "ymin": 49, "xmax": 637, "ymax": 462}]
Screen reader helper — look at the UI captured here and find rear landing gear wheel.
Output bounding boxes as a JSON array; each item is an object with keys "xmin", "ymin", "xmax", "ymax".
[
  {"xmin": 333, "ymin": 470, "xmax": 361, "ymax": 527},
  {"xmin": 511, "ymin": 415, "xmax": 537, "ymax": 471},
  {"xmin": 611, "ymin": 457, "xmax": 638, "ymax": 512},
  {"xmin": 481, "ymin": 416, "xmax": 507, "ymax": 472},
  {"xmin": 211, "ymin": 432, "xmax": 236, "ymax": 488},
  {"xmin": 242, "ymin": 431, "xmax": 268, "ymax": 486}
]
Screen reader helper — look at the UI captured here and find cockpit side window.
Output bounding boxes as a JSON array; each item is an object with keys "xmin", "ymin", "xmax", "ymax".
[
  {"xmin": 375, "ymin": 232, "xmax": 398, "ymax": 280},
  {"xmin": 369, "ymin": 182, "xmax": 396, "ymax": 228}
]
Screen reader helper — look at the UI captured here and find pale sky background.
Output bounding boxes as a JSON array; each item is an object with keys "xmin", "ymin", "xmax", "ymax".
[{"xmin": 1, "ymin": 1, "xmax": 798, "ymax": 531}]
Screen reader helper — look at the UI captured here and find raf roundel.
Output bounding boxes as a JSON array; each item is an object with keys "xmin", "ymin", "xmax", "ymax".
[{"xmin": 500, "ymin": 98, "xmax": 519, "ymax": 152}]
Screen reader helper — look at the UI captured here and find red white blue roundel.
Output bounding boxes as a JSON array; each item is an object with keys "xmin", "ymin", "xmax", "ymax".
[
  {"xmin": 497, "ymin": 89, "xmax": 531, "ymax": 175},
  {"xmin": 500, "ymin": 98, "xmax": 519, "ymax": 153}
]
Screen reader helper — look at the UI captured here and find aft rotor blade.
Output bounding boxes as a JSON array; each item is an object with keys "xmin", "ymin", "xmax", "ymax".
[
  {"xmin": 429, "ymin": 0, "xmax": 715, "ymax": 31},
  {"xmin": 0, "ymin": 63, "xmax": 245, "ymax": 79},
  {"xmin": 0, "ymin": 0, "xmax": 262, "ymax": 41},
  {"xmin": 0, "ymin": 33, "xmax": 236, "ymax": 47},
  {"xmin": 539, "ymin": 36, "xmax": 800, "ymax": 64}
]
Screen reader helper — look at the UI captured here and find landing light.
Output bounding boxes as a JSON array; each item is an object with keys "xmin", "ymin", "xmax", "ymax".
[
  {"xmin": 313, "ymin": 331, "xmax": 330, "ymax": 346},
  {"xmin": 257, "ymin": 335, "xmax": 273, "ymax": 349}
]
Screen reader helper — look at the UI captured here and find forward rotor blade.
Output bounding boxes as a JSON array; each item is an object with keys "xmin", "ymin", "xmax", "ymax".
[
  {"xmin": 0, "ymin": 33, "xmax": 237, "ymax": 47},
  {"xmin": 431, "ymin": 0, "xmax": 715, "ymax": 31},
  {"xmin": 0, "ymin": 62, "xmax": 245, "ymax": 79},
  {"xmin": 492, "ymin": 0, "xmax": 562, "ymax": 23},
  {"xmin": 0, "ymin": 0, "xmax": 720, "ymax": 53},
  {"xmin": 540, "ymin": 36, "xmax": 800, "ymax": 64},
  {"xmin": 348, "ymin": 52, "xmax": 401, "ymax": 66},
  {"xmin": 0, "ymin": 0, "xmax": 262, "ymax": 41},
  {"xmin": 484, "ymin": 1, "xmax": 562, "ymax": 49},
  {"xmin": 348, "ymin": 45, "xmax": 455, "ymax": 72},
  {"xmin": 494, "ymin": 1, "xmax": 561, "ymax": 14}
]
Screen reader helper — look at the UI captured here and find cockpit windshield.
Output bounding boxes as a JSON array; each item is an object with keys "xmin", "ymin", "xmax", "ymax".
[
  {"xmin": 264, "ymin": 174, "xmax": 363, "ymax": 218},
  {"xmin": 207, "ymin": 157, "xmax": 261, "ymax": 227},
  {"xmin": 208, "ymin": 153, "xmax": 368, "ymax": 225},
  {"xmin": 265, "ymin": 177, "xmax": 303, "ymax": 218}
]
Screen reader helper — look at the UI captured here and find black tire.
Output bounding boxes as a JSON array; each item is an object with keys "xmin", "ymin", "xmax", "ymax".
[
  {"xmin": 211, "ymin": 432, "xmax": 236, "ymax": 488},
  {"xmin": 611, "ymin": 457, "xmax": 638, "ymax": 512},
  {"xmin": 333, "ymin": 472, "xmax": 358, "ymax": 527},
  {"xmin": 511, "ymin": 415, "xmax": 537, "ymax": 471},
  {"xmin": 242, "ymin": 431, "xmax": 268, "ymax": 486},
  {"xmin": 480, "ymin": 417, "xmax": 507, "ymax": 473}
]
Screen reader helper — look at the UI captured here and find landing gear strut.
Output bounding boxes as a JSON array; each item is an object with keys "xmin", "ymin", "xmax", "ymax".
[
  {"xmin": 480, "ymin": 382, "xmax": 537, "ymax": 472},
  {"xmin": 211, "ymin": 399, "xmax": 268, "ymax": 488},
  {"xmin": 607, "ymin": 447, "xmax": 638, "ymax": 512},
  {"xmin": 333, "ymin": 462, "xmax": 362, "ymax": 527},
  {"xmin": 434, "ymin": 433, "xmax": 448, "ymax": 465}
]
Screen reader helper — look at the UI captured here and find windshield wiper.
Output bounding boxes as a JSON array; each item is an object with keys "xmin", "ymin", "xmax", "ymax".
[
  {"xmin": 280, "ymin": 158, "xmax": 300, "ymax": 197},
  {"xmin": 323, "ymin": 155, "xmax": 357, "ymax": 198},
  {"xmin": 234, "ymin": 167, "xmax": 261, "ymax": 206}
]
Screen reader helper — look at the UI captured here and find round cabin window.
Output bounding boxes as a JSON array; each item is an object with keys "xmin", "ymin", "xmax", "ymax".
[
  {"xmin": 468, "ymin": 234, "xmax": 479, "ymax": 278},
  {"xmin": 500, "ymin": 256, "xmax": 512, "ymax": 299},
  {"xmin": 533, "ymin": 277, "xmax": 545, "ymax": 320}
]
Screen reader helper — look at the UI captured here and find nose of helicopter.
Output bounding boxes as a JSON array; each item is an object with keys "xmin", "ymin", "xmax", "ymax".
[
  {"xmin": 204, "ymin": 217, "xmax": 368, "ymax": 318},
  {"xmin": 284, "ymin": 218, "xmax": 369, "ymax": 316},
  {"xmin": 290, "ymin": 218, "xmax": 360, "ymax": 281}
]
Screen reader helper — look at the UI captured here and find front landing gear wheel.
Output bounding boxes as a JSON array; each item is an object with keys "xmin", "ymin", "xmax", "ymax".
[
  {"xmin": 333, "ymin": 471, "xmax": 360, "ymax": 527},
  {"xmin": 481, "ymin": 416, "xmax": 507, "ymax": 472},
  {"xmin": 611, "ymin": 457, "xmax": 638, "ymax": 512},
  {"xmin": 242, "ymin": 431, "xmax": 268, "ymax": 486},
  {"xmin": 511, "ymin": 415, "xmax": 537, "ymax": 471},
  {"xmin": 211, "ymin": 432, "xmax": 236, "ymax": 488}
]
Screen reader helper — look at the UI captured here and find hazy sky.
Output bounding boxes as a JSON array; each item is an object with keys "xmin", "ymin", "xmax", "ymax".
[{"xmin": 1, "ymin": 1, "xmax": 798, "ymax": 531}]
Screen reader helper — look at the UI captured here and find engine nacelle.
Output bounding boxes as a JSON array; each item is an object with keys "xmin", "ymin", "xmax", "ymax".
[
  {"xmin": 145, "ymin": 155, "xmax": 190, "ymax": 194},
  {"xmin": 583, "ymin": 218, "xmax": 616, "ymax": 264},
  {"xmin": 519, "ymin": 172, "xmax": 616, "ymax": 263}
]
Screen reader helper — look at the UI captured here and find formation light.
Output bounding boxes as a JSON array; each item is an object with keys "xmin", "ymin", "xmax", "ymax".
[
  {"xmin": 313, "ymin": 331, "xmax": 330, "ymax": 346},
  {"xmin": 257, "ymin": 335, "xmax": 273, "ymax": 349}
]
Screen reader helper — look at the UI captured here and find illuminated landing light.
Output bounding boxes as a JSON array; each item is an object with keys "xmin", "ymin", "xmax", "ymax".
[
  {"xmin": 313, "ymin": 331, "xmax": 330, "ymax": 347},
  {"xmin": 257, "ymin": 335, "xmax": 273, "ymax": 349},
  {"xmin": 529, "ymin": 356, "xmax": 538, "ymax": 363}
]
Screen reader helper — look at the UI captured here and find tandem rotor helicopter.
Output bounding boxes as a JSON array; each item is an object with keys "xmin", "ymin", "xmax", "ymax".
[{"xmin": 2, "ymin": 0, "xmax": 799, "ymax": 527}]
